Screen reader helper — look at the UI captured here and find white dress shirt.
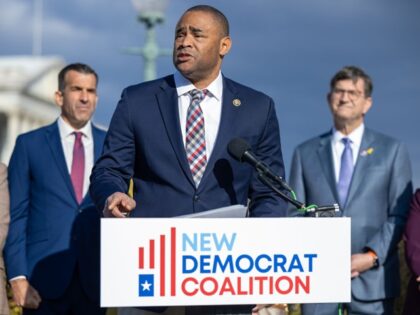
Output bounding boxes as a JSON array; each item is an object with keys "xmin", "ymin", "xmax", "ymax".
[
  {"xmin": 58, "ymin": 116, "xmax": 94, "ymax": 198},
  {"xmin": 174, "ymin": 71, "xmax": 223, "ymax": 161},
  {"xmin": 331, "ymin": 123, "xmax": 364, "ymax": 183}
]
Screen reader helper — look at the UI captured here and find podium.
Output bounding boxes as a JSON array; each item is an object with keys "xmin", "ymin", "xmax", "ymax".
[{"xmin": 101, "ymin": 211, "xmax": 350, "ymax": 307}]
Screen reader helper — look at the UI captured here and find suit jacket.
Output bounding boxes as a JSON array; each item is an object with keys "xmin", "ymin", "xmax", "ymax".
[
  {"xmin": 0, "ymin": 163, "xmax": 10, "ymax": 315},
  {"xmin": 402, "ymin": 189, "xmax": 420, "ymax": 315},
  {"xmin": 3, "ymin": 121, "xmax": 106, "ymax": 301},
  {"xmin": 288, "ymin": 128, "xmax": 412, "ymax": 301},
  {"xmin": 90, "ymin": 75, "xmax": 287, "ymax": 218}
]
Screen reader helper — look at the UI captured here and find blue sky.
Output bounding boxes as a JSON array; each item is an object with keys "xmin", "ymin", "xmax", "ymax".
[{"xmin": 1, "ymin": 0, "xmax": 420, "ymax": 186}]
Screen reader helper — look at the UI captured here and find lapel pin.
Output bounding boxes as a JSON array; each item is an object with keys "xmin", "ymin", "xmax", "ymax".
[
  {"xmin": 232, "ymin": 98, "xmax": 241, "ymax": 107},
  {"xmin": 360, "ymin": 147, "xmax": 374, "ymax": 157}
]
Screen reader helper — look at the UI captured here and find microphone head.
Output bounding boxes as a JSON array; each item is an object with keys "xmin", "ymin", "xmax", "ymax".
[{"xmin": 228, "ymin": 138, "xmax": 251, "ymax": 162}]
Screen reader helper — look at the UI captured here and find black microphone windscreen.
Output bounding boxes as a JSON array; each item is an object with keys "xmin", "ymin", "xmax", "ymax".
[{"xmin": 227, "ymin": 138, "xmax": 251, "ymax": 162}]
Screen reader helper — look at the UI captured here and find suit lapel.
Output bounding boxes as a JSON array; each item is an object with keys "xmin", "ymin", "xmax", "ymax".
[
  {"xmin": 92, "ymin": 124, "xmax": 104, "ymax": 162},
  {"xmin": 317, "ymin": 132, "xmax": 339, "ymax": 202},
  {"xmin": 79, "ymin": 124, "xmax": 105, "ymax": 206},
  {"xmin": 46, "ymin": 122, "xmax": 78, "ymax": 203},
  {"xmin": 345, "ymin": 128, "xmax": 376, "ymax": 206},
  {"xmin": 198, "ymin": 77, "xmax": 237, "ymax": 187},
  {"xmin": 156, "ymin": 76, "xmax": 195, "ymax": 187}
]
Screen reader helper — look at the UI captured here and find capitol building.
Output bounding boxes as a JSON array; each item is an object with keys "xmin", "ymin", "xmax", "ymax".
[{"xmin": 0, "ymin": 55, "xmax": 65, "ymax": 163}]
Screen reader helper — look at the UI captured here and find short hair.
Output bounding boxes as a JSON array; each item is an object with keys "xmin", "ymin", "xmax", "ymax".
[
  {"xmin": 58, "ymin": 63, "xmax": 98, "ymax": 92},
  {"xmin": 184, "ymin": 5, "xmax": 229, "ymax": 36},
  {"xmin": 330, "ymin": 66, "xmax": 373, "ymax": 97}
]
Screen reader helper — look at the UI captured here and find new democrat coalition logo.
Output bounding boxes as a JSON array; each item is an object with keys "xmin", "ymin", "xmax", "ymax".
[
  {"xmin": 137, "ymin": 227, "xmax": 318, "ymax": 298},
  {"xmin": 138, "ymin": 228, "xmax": 177, "ymax": 297}
]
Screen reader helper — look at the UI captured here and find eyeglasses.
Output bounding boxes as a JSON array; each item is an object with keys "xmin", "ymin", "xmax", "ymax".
[{"xmin": 332, "ymin": 88, "xmax": 363, "ymax": 101}]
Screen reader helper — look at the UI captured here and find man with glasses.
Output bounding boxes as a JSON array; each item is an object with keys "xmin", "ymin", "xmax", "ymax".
[{"xmin": 288, "ymin": 66, "xmax": 412, "ymax": 314}]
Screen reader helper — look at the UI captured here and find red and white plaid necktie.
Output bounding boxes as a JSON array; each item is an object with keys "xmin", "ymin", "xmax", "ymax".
[{"xmin": 185, "ymin": 89, "xmax": 207, "ymax": 186}]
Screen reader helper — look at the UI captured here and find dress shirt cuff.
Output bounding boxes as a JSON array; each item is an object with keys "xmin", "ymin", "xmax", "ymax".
[{"xmin": 9, "ymin": 275, "xmax": 27, "ymax": 282}]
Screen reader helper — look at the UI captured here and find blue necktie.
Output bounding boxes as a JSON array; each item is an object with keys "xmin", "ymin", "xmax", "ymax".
[{"xmin": 337, "ymin": 138, "xmax": 353, "ymax": 206}]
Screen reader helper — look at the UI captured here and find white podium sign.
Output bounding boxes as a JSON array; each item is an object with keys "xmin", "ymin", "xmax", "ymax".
[{"xmin": 101, "ymin": 217, "xmax": 351, "ymax": 307}]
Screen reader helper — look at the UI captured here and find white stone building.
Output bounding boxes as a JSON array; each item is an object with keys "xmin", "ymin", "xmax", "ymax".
[{"xmin": 0, "ymin": 55, "xmax": 65, "ymax": 163}]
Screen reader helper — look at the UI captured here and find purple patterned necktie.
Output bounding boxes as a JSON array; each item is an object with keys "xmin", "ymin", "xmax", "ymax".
[
  {"xmin": 186, "ymin": 89, "xmax": 207, "ymax": 186},
  {"xmin": 337, "ymin": 138, "xmax": 353, "ymax": 206},
  {"xmin": 71, "ymin": 132, "xmax": 85, "ymax": 204}
]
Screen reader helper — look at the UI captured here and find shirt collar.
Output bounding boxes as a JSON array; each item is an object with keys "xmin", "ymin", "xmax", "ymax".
[
  {"xmin": 58, "ymin": 116, "xmax": 93, "ymax": 140},
  {"xmin": 174, "ymin": 71, "xmax": 223, "ymax": 101},
  {"xmin": 332, "ymin": 123, "xmax": 365, "ymax": 147}
]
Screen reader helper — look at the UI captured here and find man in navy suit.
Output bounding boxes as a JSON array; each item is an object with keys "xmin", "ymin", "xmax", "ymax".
[
  {"xmin": 4, "ymin": 63, "xmax": 106, "ymax": 314},
  {"xmin": 90, "ymin": 5, "xmax": 287, "ymax": 315},
  {"xmin": 288, "ymin": 66, "xmax": 412, "ymax": 315}
]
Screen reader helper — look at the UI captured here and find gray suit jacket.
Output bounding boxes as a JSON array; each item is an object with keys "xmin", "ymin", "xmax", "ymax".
[
  {"xmin": 0, "ymin": 163, "xmax": 10, "ymax": 315},
  {"xmin": 288, "ymin": 128, "xmax": 412, "ymax": 301}
]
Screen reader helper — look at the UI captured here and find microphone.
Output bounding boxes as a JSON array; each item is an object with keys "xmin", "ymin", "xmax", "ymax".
[
  {"xmin": 227, "ymin": 138, "xmax": 292, "ymax": 192},
  {"xmin": 305, "ymin": 204, "xmax": 340, "ymax": 217},
  {"xmin": 227, "ymin": 138, "xmax": 339, "ymax": 216}
]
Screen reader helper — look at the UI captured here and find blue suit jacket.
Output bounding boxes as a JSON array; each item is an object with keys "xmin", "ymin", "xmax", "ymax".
[
  {"xmin": 4, "ymin": 121, "xmax": 106, "ymax": 301},
  {"xmin": 90, "ymin": 74, "xmax": 287, "ymax": 218},
  {"xmin": 288, "ymin": 128, "xmax": 412, "ymax": 301}
]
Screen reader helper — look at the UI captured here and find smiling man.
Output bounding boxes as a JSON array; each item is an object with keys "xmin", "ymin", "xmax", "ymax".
[
  {"xmin": 288, "ymin": 66, "xmax": 412, "ymax": 315},
  {"xmin": 90, "ymin": 5, "xmax": 287, "ymax": 315},
  {"xmin": 4, "ymin": 63, "xmax": 106, "ymax": 315}
]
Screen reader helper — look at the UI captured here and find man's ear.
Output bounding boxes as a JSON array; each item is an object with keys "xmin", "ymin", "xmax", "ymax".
[
  {"xmin": 55, "ymin": 90, "xmax": 64, "ymax": 107},
  {"xmin": 219, "ymin": 36, "xmax": 232, "ymax": 57},
  {"xmin": 326, "ymin": 92, "xmax": 332, "ymax": 104},
  {"xmin": 362, "ymin": 97, "xmax": 372, "ymax": 115}
]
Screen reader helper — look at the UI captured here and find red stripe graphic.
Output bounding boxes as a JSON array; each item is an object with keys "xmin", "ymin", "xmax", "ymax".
[
  {"xmin": 149, "ymin": 239, "xmax": 155, "ymax": 269},
  {"xmin": 139, "ymin": 227, "xmax": 177, "ymax": 296},
  {"xmin": 139, "ymin": 247, "xmax": 144, "ymax": 269},
  {"xmin": 171, "ymin": 227, "xmax": 176, "ymax": 296},
  {"xmin": 160, "ymin": 235, "xmax": 165, "ymax": 296}
]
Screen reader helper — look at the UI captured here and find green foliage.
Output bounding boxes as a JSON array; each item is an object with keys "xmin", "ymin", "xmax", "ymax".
[
  {"xmin": 7, "ymin": 286, "xmax": 21, "ymax": 315},
  {"xmin": 396, "ymin": 241, "xmax": 410, "ymax": 314}
]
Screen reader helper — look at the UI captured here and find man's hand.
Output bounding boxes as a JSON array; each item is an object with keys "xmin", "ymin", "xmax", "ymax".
[
  {"xmin": 416, "ymin": 276, "xmax": 420, "ymax": 291},
  {"xmin": 103, "ymin": 192, "xmax": 136, "ymax": 218},
  {"xmin": 10, "ymin": 278, "xmax": 41, "ymax": 309},
  {"xmin": 351, "ymin": 253, "xmax": 376, "ymax": 278}
]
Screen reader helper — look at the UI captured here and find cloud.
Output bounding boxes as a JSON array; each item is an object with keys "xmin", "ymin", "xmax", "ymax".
[
  {"xmin": 0, "ymin": 0, "xmax": 98, "ymax": 55},
  {"xmin": 0, "ymin": 1, "xmax": 29, "ymax": 30},
  {"xmin": 0, "ymin": 1, "xmax": 33, "ymax": 53},
  {"xmin": 44, "ymin": 16, "xmax": 93, "ymax": 43}
]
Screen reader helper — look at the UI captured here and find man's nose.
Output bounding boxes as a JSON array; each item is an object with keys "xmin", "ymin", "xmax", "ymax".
[
  {"xmin": 340, "ymin": 91, "xmax": 351, "ymax": 102},
  {"xmin": 80, "ymin": 90, "xmax": 88, "ymax": 102},
  {"xmin": 179, "ymin": 34, "xmax": 193, "ymax": 47}
]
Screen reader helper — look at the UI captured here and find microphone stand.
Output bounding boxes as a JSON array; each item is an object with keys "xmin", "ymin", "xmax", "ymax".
[{"xmin": 257, "ymin": 172, "xmax": 340, "ymax": 217}]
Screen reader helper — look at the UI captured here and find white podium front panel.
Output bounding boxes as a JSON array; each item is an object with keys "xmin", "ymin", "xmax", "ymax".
[{"xmin": 101, "ymin": 217, "xmax": 350, "ymax": 307}]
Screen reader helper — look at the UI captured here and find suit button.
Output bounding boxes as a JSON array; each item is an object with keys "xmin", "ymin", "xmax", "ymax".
[{"xmin": 194, "ymin": 195, "xmax": 200, "ymax": 202}]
